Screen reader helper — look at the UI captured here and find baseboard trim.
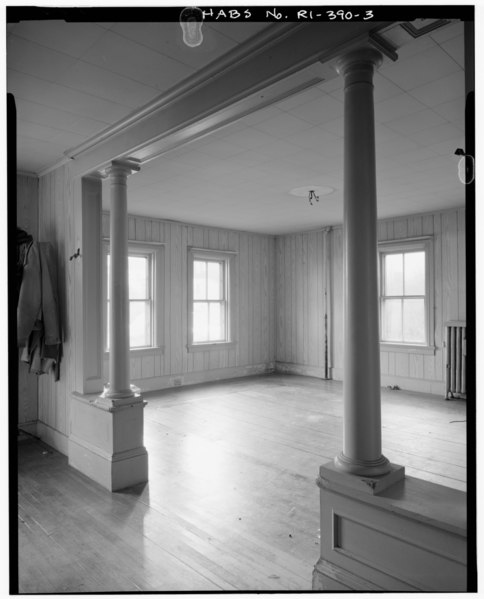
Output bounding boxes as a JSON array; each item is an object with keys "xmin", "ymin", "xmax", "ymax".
[
  {"xmin": 331, "ymin": 367, "xmax": 446, "ymax": 396},
  {"xmin": 275, "ymin": 362, "xmax": 328, "ymax": 379},
  {"xmin": 312, "ymin": 558, "xmax": 383, "ymax": 591},
  {"xmin": 36, "ymin": 421, "xmax": 69, "ymax": 456},
  {"xmin": 380, "ymin": 374, "xmax": 446, "ymax": 396},
  {"xmin": 17, "ymin": 420, "xmax": 38, "ymax": 437},
  {"xmin": 132, "ymin": 362, "xmax": 275, "ymax": 392}
]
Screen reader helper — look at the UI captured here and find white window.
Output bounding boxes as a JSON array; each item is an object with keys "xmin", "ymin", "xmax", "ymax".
[
  {"xmin": 379, "ymin": 238, "xmax": 434, "ymax": 350},
  {"xmin": 104, "ymin": 242, "xmax": 163, "ymax": 352},
  {"xmin": 188, "ymin": 249, "xmax": 236, "ymax": 350}
]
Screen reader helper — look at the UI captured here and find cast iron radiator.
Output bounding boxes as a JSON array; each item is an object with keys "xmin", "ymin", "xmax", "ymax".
[{"xmin": 445, "ymin": 321, "xmax": 466, "ymax": 400}]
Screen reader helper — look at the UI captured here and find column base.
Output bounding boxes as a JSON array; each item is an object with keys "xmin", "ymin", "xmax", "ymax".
[
  {"xmin": 99, "ymin": 383, "xmax": 141, "ymax": 404},
  {"xmin": 313, "ymin": 462, "xmax": 467, "ymax": 591},
  {"xmin": 331, "ymin": 456, "xmax": 404, "ymax": 493},
  {"xmin": 334, "ymin": 451, "xmax": 392, "ymax": 477},
  {"xmin": 69, "ymin": 391, "xmax": 148, "ymax": 491}
]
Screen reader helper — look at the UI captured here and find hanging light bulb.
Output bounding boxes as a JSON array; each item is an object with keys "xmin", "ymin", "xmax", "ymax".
[
  {"xmin": 455, "ymin": 148, "xmax": 475, "ymax": 185},
  {"xmin": 179, "ymin": 6, "xmax": 204, "ymax": 48}
]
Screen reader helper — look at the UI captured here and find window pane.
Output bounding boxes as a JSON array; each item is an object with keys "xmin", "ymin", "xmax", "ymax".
[
  {"xmin": 193, "ymin": 302, "xmax": 208, "ymax": 342},
  {"xmin": 129, "ymin": 255, "xmax": 149, "ymax": 299},
  {"xmin": 106, "ymin": 250, "xmax": 155, "ymax": 350},
  {"xmin": 208, "ymin": 302, "xmax": 224, "ymax": 341},
  {"xmin": 193, "ymin": 261, "xmax": 207, "ymax": 300},
  {"xmin": 404, "ymin": 251, "xmax": 425, "ymax": 296},
  {"xmin": 384, "ymin": 253, "xmax": 403, "ymax": 296},
  {"xmin": 129, "ymin": 301, "xmax": 151, "ymax": 347},
  {"xmin": 403, "ymin": 298, "xmax": 426, "ymax": 343},
  {"xmin": 381, "ymin": 298, "xmax": 402, "ymax": 342},
  {"xmin": 207, "ymin": 261, "xmax": 222, "ymax": 300}
]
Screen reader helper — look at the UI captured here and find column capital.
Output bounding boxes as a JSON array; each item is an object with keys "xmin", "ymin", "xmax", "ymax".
[
  {"xmin": 335, "ymin": 47, "xmax": 383, "ymax": 78},
  {"xmin": 105, "ymin": 159, "xmax": 141, "ymax": 179}
]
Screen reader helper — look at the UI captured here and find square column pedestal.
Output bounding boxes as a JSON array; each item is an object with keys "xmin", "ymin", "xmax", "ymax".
[
  {"xmin": 313, "ymin": 462, "xmax": 467, "ymax": 591},
  {"xmin": 68, "ymin": 391, "xmax": 148, "ymax": 492}
]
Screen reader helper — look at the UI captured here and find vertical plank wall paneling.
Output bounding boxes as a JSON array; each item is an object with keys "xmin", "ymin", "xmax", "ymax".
[
  {"xmin": 275, "ymin": 229, "xmax": 329, "ymax": 378},
  {"xmin": 275, "ymin": 208, "xmax": 465, "ymax": 394},
  {"xmin": 332, "ymin": 208, "xmax": 465, "ymax": 394},
  {"xmin": 17, "ymin": 174, "xmax": 39, "ymax": 428},
  {"xmin": 102, "ymin": 213, "xmax": 276, "ymax": 391},
  {"xmin": 36, "ymin": 164, "xmax": 76, "ymax": 454}
]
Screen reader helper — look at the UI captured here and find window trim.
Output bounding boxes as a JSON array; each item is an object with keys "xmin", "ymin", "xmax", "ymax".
[
  {"xmin": 102, "ymin": 240, "xmax": 164, "ymax": 355},
  {"xmin": 187, "ymin": 247, "xmax": 237, "ymax": 352},
  {"xmin": 378, "ymin": 237, "xmax": 435, "ymax": 354}
]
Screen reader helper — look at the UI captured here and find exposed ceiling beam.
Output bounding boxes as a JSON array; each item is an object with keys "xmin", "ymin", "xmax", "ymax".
[{"xmin": 63, "ymin": 20, "xmax": 395, "ymax": 178}]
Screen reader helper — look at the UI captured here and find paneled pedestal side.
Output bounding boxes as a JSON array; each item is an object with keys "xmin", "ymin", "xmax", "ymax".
[
  {"xmin": 69, "ymin": 391, "xmax": 148, "ymax": 491},
  {"xmin": 312, "ymin": 463, "xmax": 467, "ymax": 592}
]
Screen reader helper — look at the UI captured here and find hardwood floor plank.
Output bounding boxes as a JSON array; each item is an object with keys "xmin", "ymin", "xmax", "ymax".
[
  {"xmin": 18, "ymin": 510, "xmax": 107, "ymax": 593},
  {"xmin": 17, "ymin": 374, "xmax": 467, "ymax": 593}
]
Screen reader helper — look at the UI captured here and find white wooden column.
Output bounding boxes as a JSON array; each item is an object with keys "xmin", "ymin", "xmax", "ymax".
[
  {"xmin": 312, "ymin": 47, "xmax": 466, "ymax": 592},
  {"xmin": 104, "ymin": 160, "xmax": 139, "ymax": 398},
  {"xmin": 69, "ymin": 160, "xmax": 148, "ymax": 492},
  {"xmin": 333, "ymin": 48, "xmax": 391, "ymax": 477}
]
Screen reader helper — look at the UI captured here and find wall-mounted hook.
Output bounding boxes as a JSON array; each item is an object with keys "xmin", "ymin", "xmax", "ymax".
[{"xmin": 69, "ymin": 248, "xmax": 81, "ymax": 261}]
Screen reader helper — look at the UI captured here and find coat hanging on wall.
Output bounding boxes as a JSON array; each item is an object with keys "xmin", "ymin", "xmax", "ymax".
[
  {"xmin": 17, "ymin": 231, "xmax": 62, "ymax": 381},
  {"xmin": 16, "ymin": 227, "xmax": 33, "ymax": 303}
]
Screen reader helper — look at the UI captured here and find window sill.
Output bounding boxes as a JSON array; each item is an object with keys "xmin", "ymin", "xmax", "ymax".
[
  {"xmin": 187, "ymin": 341, "xmax": 237, "ymax": 353},
  {"xmin": 104, "ymin": 346, "xmax": 165, "ymax": 357},
  {"xmin": 380, "ymin": 343, "xmax": 436, "ymax": 355}
]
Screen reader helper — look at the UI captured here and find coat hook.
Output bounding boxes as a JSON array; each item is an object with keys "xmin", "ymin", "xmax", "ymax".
[{"xmin": 69, "ymin": 248, "xmax": 81, "ymax": 261}]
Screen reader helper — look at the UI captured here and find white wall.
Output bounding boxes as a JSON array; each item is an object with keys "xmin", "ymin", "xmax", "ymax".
[
  {"xmin": 36, "ymin": 164, "xmax": 77, "ymax": 454},
  {"xmin": 276, "ymin": 207, "xmax": 466, "ymax": 395},
  {"xmin": 275, "ymin": 228, "xmax": 332, "ymax": 379},
  {"xmin": 101, "ymin": 212, "xmax": 277, "ymax": 391}
]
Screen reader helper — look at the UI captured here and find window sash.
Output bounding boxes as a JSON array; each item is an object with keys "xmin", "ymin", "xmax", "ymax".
[
  {"xmin": 381, "ymin": 296, "xmax": 426, "ymax": 344},
  {"xmin": 106, "ymin": 298, "xmax": 153, "ymax": 349},
  {"xmin": 129, "ymin": 298, "xmax": 153, "ymax": 348},
  {"xmin": 193, "ymin": 299, "xmax": 227, "ymax": 343},
  {"xmin": 382, "ymin": 250, "xmax": 425, "ymax": 298},
  {"xmin": 379, "ymin": 240, "xmax": 431, "ymax": 347},
  {"xmin": 105, "ymin": 247, "xmax": 156, "ymax": 351},
  {"xmin": 189, "ymin": 251, "xmax": 232, "ymax": 346}
]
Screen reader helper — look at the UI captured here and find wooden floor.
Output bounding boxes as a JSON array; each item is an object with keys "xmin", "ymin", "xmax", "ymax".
[{"xmin": 16, "ymin": 374, "xmax": 467, "ymax": 593}]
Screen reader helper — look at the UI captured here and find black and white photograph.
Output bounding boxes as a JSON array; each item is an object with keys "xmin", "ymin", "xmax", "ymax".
[{"xmin": 6, "ymin": 2, "xmax": 477, "ymax": 594}]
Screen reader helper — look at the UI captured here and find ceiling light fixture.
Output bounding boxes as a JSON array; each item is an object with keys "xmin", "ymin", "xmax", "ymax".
[
  {"xmin": 180, "ymin": 6, "xmax": 204, "ymax": 48},
  {"xmin": 308, "ymin": 190, "xmax": 319, "ymax": 205},
  {"xmin": 290, "ymin": 185, "xmax": 335, "ymax": 206}
]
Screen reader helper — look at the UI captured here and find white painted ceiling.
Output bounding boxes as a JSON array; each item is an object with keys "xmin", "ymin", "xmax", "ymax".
[{"xmin": 8, "ymin": 18, "xmax": 466, "ymax": 234}]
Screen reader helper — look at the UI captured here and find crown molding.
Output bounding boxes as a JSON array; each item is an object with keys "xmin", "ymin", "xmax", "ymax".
[
  {"xmin": 37, "ymin": 156, "xmax": 72, "ymax": 178},
  {"xmin": 16, "ymin": 170, "xmax": 39, "ymax": 178}
]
